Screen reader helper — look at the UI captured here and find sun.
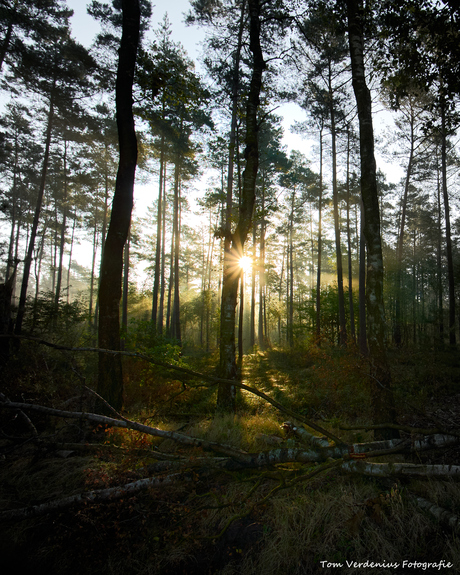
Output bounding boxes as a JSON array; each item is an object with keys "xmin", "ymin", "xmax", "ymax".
[{"xmin": 239, "ymin": 256, "xmax": 252, "ymax": 273}]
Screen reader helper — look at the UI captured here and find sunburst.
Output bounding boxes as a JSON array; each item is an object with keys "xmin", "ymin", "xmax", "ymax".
[{"xmin": 239, "ymin": 256, "xmax": 252, "ymax": 273}]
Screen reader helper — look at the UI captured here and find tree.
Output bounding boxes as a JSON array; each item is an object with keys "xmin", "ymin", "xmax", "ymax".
[
  {"xmin": 97, "ymin": 0, "xmax": 141, "ymax": 411},
  {"xmin": 296, "ymin": 2, "xmax": 350, "ymax": 346},
  {"xmin": 347, "ymin": 0, "xmax": 398, "ymax": 439},
  {"xmin": 13, "ymin": 13, "xmax": 95, "ymax": 335},
  {"xmin": 217, "ymin": 0, "xmax": 266, "ymax": 411}
]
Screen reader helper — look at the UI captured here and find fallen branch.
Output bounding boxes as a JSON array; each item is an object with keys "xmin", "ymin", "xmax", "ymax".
[
  {"xmin": 342, "ymin": 460, "xmax": 460, "ymax": 479},
  {"xmin": 409, "ymin": 492, "xmax": 460, "ymax": 530},
  {"xmin": 0, "ymin": 399, "xmax": 251, "ymax": 462},
  {"xmin": 2, "ymin": 334, "xmax": 345, "ymax": 446},
  {"xmin": 0, "ymin": 470, "xmax": 196, "ymax": 522}
]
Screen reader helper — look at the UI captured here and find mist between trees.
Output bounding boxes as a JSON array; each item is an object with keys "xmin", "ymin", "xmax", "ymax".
[{"xmin": 1, "ymin": 1, "xmax": 460, "ymax": 427}]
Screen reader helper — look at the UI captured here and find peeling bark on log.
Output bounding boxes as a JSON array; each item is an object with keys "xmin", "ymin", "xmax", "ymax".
[
  {"xmin": 342, "ymin": 460, "xmax": 460, "ymax": 479},
  {"xmin": 409, "ymin": 493, "xmax": 460, "ymax": 530}
]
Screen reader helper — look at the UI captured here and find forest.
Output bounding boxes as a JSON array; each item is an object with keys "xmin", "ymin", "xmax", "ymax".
[{"xmin": 1, "ymin": 0, "xmax": 460, "ymax": 573}]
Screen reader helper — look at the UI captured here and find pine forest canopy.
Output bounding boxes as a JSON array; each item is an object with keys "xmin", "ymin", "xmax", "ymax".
[{"xmin": 0, "ymin": 0, "xmax": 459, "ymax": 423}]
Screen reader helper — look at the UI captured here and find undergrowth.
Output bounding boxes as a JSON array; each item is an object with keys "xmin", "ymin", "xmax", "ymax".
[{"xmin": 1, "ymin": 338, "xmax": 460, "ymax": 574}]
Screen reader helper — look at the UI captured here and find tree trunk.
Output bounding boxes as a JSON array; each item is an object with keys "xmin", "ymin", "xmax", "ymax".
[
  {"xmin": 358, "ymin": 199, "xmax": 368, "ymax": 355},
  {"xmin": 329, "ymin": 70, "xmax": 347, "ymax": 346},
  {"xmin": 66, "ymin": 216, "xmax": 76, "ymax": 304},
  {"xmin": 97, "ymin": 0, "xmax": 140, "ymax": 411},
  {"xmin": 158, "ymin": 170, "xmax": 167, "ymax": 335},
  {"xmin": 347, "ymin": 0, "xmax": 398, "ymax": 439},
  {"xmin": 436, "ymin": 151, "xmax": 444, "ymax": 347},
  {"xmin": 54, "ymin": 140, "xmax": 68, "ymax": 312},
  {"xmin": 440, "ymin": 99, "xmax": 456, "ymax": 346},
  {"xmin": 151, "ymin": 135, "xmax": 164, "ymax": 327},
  {"xmin": 171, "ymin": 158, "xmax": 181, "ymax": 343},
  {"xmin": 316, "ymin": 125, "xmax": 324, "ymax": 344},
  {"xmin": 258, "ymin": 179, "xmax": 265, "ymax": 350},
  {"xmin": 250, "ymin": 224, "xmax": 256, "ymax": 348},
  {"xmin": 217, "ymin": 0, "xmax": 264, "ymax": 411},
  {"xmin": 394, "ymin": 104, "xmax": 415, "ymax": 346},
  {"xmin": 121, "ymin": 227, "xmax": 130, "ymax": 344},
  {"xmin": 14, "ymin": 84, "xmax": 55, "ymax": 335},
  {"xmin": 346, "ymin": 127, "xmax": 355, "ymax": 341}
]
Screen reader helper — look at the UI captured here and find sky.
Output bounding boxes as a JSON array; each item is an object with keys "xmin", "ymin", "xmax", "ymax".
[
  {"xmin": 64, "ymin": 0, "xmax": 402, "ymax": 272},
  {"xmin": 66, "ymin": 0, "xmax": 309, "ymax": 157}
]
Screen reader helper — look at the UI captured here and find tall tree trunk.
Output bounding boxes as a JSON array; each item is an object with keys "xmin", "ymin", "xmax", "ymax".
[
  {"xmin": 346, "ymin": 127, "xmax": 356, "ymax": 341},
  {"xmin": 97, "ymin": 0, "xmax": 140, "ymax": 411},
  {"xmin": 440, "ymin": 98, "xmax": 456, "ymax": 346},
  {"xmin": 14, "ymin": 83, "xmax": 55, "ymax": 335},
  {"xmin": 316, "ymin": 125, "xmax": 324, "ymax": 345},
  {"xmin": 151, "ymin": 135, "xmax": 164, "ymax": 326},
  {"xmin": 394, "ymin": 103, "xmax": 415, "ymax": 346},
  {"xmin": 6, "ymin": 130, "xmax": 19, "ymax": 283},
  {"xmin": 158, "ymin": 172, "xmax": 167, "ymax": 335},
  {"xmin": 238, "ymin": 267, "xmax": 244, "ymax": 372},
  {"xmin": 436, "ymin": 151, "xmax": 444, "ymax": 347},
  {"xmin": 54, "ymin": 140, "xmax": 68, "ymax": 311},
  {"xmin": 250, "ymin": 224, "xmax": 256, "ymax": 348},
  {"xmin": 171, "ymin": 159, "xmax": 181, "ymax": 343},
  {"xmin": 347, "ymin": 0, "xmax": 398, "ymax": 439},
  {"xmin": 217, "ymin": 0, "xmax": 264, "ymax": 411},
  {"xmin": 95, "ymin": 145, "xmax": 111, "ymax": 329},
  {"xmin": 358, "ymin": 199, "xmax": 368, "ymax": 355},
  {"xmin": 258, "ymin": 178, "xmax": 265, "ymax": 350},
  {"xmin": 121, "ymin": 227, "xmax": 130, "ymax": 345},
  {"xmin": 329, "ymin": 72, "xmax": 347, "ymax": 346},
  {"xmin": 89, "ymin": 209, "xmax": 99, "ymax": 324},
  {"xmin": 66, "ymin": 215, "xmax": 76, "ymax": 304},
  {"xmin": 288, "ymin": 192, "xmax": 295, "ymax": 348}
]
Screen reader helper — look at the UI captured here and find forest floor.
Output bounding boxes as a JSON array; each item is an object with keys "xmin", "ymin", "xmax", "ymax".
[{"xmin": 1, "ymin": 342, "xmax": 460, "ymax": 574}]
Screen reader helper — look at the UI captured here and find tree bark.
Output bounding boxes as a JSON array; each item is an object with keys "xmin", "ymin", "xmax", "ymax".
[
  {"xmin": 316, "ymin": 125, "xmax": 324, "ymax": 344},
  {"xmin": 347, "ymin": 0, "xmax": 398, "ymax": 439},
  {"xmin": 97, "ymin": 0, "xmax": 140, "ymax": 411},
  {"xmin": 440, "ymin": 98, "xmax": 456, "ymax": 346},
  {"xmin": 54, "ymin": 139, "xmax": 68, "ymax": 312},
  {"xmin": 329, "ymin": 68, "xmax": 347, "ymax": 346},
  {"xmin": 151, "ymin": 134, "xmax": 164, "ymax": 326},
  {"xmin": 217, "ymin": 0, "xmax": 264, "ymax": 411}
]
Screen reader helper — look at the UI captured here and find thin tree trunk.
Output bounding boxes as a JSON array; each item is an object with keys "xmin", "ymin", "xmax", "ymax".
[
  {"xmin": 250, "ymin": 224, "xmax": 256, "ymax": 348},
  {"xmin": 89, "ymin": 209, "xmax": 99, "ymax": 324},
  {"xmin": 329, "ymin": 73, "xmax": 347, "ymax": 346},
  {"xmin": 436, "ymin": 149, "xmax": 444, "ymax": 347},
  {"xmin": 394, "ymin": 105, "xmax": 415, "ymax": 346},
  {"xmin": 151, "ymin": 135, "xmax": 164, "ymax": 326},
  {"xmin": 171, "ymin": 159, "xmax": 181, "ymax": 344},
  {"xmin": 15, "ymin": 84, "xmax": 55, "ymax": 335},
  {"xmin": 258, "ymin": 178, "xmax": 265, "ymax": 350},
  {"xmin": 440, "ymin": 99, "xmax": 456, "ymax": 346},
  {"xmin": 358, "ymin": 199, "xmax": 367, "ymax": 355},
  {"xmin": 66, "ymin": 216, "xmax": 76, "ymax": 304},
  {"xmin": 54, "ymin": 140, "xmax": 68, "ymax": 311},
  {"xmin": 158, "ymin": 169, "xmax": 167, "ymax": 335},
  {"xmin": 316, "ymin": 125, "xmax": 324, "ymax": 344},
  {"xmin": 346, "ymin": 127, "xmax": 355, "ymax": 342}
]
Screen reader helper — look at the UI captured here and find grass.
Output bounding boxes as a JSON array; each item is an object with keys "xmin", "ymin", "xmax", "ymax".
[{"xmin": 1, "ymin": 341, "xmax": 460, "ymax": 574}]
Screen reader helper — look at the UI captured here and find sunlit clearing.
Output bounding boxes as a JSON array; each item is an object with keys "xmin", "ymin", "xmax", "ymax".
[{"xmin": 239, "ymin": 256, "xmax": 252, "ymax": 273}]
